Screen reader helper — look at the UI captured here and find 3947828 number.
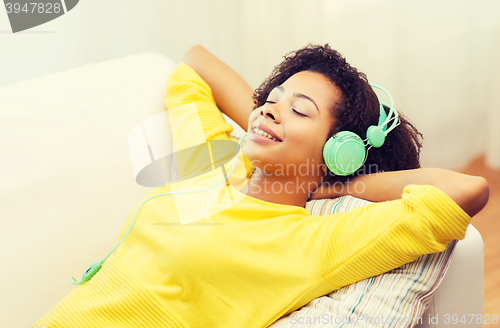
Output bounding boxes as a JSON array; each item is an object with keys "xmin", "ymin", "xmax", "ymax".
[
  {"xmin": 5, "ymin": 2, "xmax": 62, "ymax": 14},
  {"xmin": 443, "ymin": 314, "xmax": 498, "ymax": 325}
]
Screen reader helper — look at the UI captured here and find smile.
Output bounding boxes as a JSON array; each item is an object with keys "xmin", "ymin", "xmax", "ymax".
[{"xmin": 249, "ymin": 127, "xmax": 282, "ymax": 143}]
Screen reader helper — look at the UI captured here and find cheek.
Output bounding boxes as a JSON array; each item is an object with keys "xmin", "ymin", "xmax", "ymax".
[
  {"xmin": 287, "ymin": 124, "xmax": 326, "ymax": 158},
  {"xmin": 247, "ymin": 108, "xmax": 260, "ymax": 130}
]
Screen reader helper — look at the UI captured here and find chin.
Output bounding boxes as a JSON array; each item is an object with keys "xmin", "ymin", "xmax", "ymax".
[{"xmin": 242, "ymin": 143, "xmax": 282, "ymax": 171}]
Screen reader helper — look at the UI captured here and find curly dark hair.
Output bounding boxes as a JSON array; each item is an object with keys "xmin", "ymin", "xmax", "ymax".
[{"xmin": 253, "ymin": 44, "xmax": 424, "ymax": 181}]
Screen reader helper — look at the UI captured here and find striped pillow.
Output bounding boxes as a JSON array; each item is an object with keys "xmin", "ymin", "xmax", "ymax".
[{"xmin": 268, "ymin": 196, "xmax": 457, "ymax": 328}]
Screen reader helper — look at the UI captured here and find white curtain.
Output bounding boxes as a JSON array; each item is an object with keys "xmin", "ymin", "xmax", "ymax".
[
  {"xmin": 319, "ymin": 0, "xmax": 500, "ymax": 171},
  {"xmin": 1, "ymin": 0, "xmax": 499, "ymax": 170}
]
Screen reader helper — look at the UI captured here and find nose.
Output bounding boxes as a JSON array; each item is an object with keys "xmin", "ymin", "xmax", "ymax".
[{"xmin": 260, "ymin": 104, "xmax": 282, "ymax": 123}]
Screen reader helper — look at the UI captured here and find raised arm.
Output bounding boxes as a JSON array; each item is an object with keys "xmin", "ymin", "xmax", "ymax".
[
  {"xmin": 310, "ymin": 168, "xmax": 489, "ymax": 218},
  {"xmin": 183, "ymin": 45, "xmax": 254, "ymax": 131}
]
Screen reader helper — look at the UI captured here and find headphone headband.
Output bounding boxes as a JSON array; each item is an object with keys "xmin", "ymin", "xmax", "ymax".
[{"xmin": 369, "ymin": 84, "xmax": 400, "ymax": 134}]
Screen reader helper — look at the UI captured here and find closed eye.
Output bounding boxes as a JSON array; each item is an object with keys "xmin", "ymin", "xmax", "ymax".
[
  {"xmin": 293, "ymin": 109, "xmax": 307, "ymax": 117},
  {"xmin": 265, "ymin": 101, "xmax": 307, "ymax": 117}
]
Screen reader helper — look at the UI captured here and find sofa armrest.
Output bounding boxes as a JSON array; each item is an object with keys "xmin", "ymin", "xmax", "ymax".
[{"xmin": 417, "ymin": 224, "xmax": 484, "ymax": 328}]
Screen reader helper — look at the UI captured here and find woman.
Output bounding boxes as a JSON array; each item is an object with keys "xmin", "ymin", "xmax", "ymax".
[{"xmin": 33, "ymin": 44, "xmax": 489, "ymax": 328}]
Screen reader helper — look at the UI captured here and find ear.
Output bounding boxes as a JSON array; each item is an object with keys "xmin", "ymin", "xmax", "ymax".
[{"xmin": 319, "ymin": 164, "xmax": 329, "ymax": 179}]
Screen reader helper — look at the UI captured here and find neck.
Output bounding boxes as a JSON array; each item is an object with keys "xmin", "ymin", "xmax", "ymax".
[{"xmin": 240, "ymin": 169, "xmax": 323, "ymax": 208}]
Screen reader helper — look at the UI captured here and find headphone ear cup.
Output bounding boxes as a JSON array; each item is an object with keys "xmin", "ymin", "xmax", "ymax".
[
  {"xmin": 366, "ymin": 125, "xmax": 386, "ymax": 148},
  {"xmin": 323, "ymin": 131, "xmax": 366, "ymax": 176}
]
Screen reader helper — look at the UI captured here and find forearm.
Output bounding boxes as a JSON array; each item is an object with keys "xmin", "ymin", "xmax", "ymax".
[
  {"xmin": 183, "ymin": 45, "xmax": 254, "ymax": 131},
  {"xmin": 313, "ymin": 168, "xmax": 489, "ymax": 217}
]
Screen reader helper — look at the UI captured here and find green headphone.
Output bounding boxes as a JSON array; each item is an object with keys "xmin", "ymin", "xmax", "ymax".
[{"xmin": 323, "ymin": 84, "xmax": 400, "ymax": 176}]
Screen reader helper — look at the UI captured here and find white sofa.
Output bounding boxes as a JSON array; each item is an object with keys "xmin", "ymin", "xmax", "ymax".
[{"xmin": 0, "ymin": 53, "xmax": 484, "ymax": 328}]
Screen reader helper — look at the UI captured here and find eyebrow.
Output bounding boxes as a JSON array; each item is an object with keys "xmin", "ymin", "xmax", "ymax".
[{"xmin": 275, "ymin": 85, "xmax": 320, "ymax": 113}]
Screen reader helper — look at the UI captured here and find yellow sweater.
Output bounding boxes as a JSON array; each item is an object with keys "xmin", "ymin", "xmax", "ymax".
[{"xmin": 34, "ymin": 63, "xmax": 471, "ymax": 328}]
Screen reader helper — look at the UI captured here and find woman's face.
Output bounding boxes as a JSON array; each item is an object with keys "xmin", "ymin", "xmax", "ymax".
[{"xmin": 243, "ymin": 71, "xmax": 340, "ymax": 178}]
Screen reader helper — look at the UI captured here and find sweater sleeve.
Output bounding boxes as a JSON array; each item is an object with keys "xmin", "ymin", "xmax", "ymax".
[
  {"xmin": 164, "ymin": 63, "xmax": 253, "ymax": 179},
  {"xmin": 320, "ymin": 184, "xmax": 472, "ymax": 290},
  {"xmin": 164, "ymin": 62, "xmax": 235, "ymax": 145}
]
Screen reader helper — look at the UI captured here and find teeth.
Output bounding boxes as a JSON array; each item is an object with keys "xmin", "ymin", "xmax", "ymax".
[{"xmin": 252, "ymin": 127, "xmax": 279, "ymax": 141}]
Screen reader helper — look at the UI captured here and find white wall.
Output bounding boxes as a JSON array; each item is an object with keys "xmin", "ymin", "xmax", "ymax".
[
  {"xmin": 0, "ymin": 0, "xmax": 327, "ymax": 89},
  {"xmin": 0, "ymin": 0, "xmax": 169, "ymax": 87}
]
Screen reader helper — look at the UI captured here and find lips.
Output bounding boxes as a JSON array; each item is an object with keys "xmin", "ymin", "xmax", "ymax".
[{"xmin": 251, "ymin": 122, "xmax": 282, "ymax": 142}]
